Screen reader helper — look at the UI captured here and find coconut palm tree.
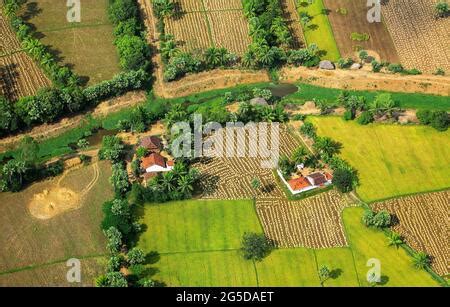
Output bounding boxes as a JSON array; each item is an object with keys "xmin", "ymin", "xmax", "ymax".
[
  {"xmin": 387, "ymin": 232, "xmax": 403, "ymax": 249},
  {"xmin": 160, "ymin": 172, "xmax": 176, "ymax": 192},
  {"xmin": 177, "ymin": 174, "xmax": 194, "ymax": 197},
  {"xmin": 204, "ymin": 47, "xmax": 222, "ymax": 69},
  {"xmin": 412, "ymin": 252, "xmax": 430, "ymax": 270},
  {"xmin": 291, "ymin": 146, "xmax": 309, "ymax": 165}
]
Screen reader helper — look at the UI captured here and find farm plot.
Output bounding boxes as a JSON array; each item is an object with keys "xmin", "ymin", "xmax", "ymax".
[
  {"xmin": 0, "ymin": 12, "xmax": 21, "ymax": 55},
  {"xmin": 372, "ymin": 190, "xmax": 449, "ymax": 276},
  {"xmin": 0, "ymin": 161, "xmax": 112, "ymax": 276},
  {"xmin": 256, "ymin": 190, "xmax": 356, "ymax": 248},
  {"xmin": 323, "ymin": 0, "xmax": 399, "ymax": 62},
  {"xmin": 163, "ymin": 0, "xmax": 251, "ymax": 55},
  {"xmin": 22, "ymin": 0, "xmax": 120, "ymax": 85},
  {"xmin": 0, "ymin": 11, "xmax": 50, "ymax": 100},
  {"xmin": 281, "ymin": 0, "xmax": 306, "ymax": 49},
  {"xmin": 381, "ymin": 0, "xmax": 450, "ymax": 73},
  {"xmin": 309, "ymin": 116, "xmax": 450, "ymax": 202},
  {"xmin": 193, "ymin": 125, "xmax": 299, "ymax": 200},
  {"xmin": 0, "ymin": 52, "xmax": 51, "ymax": 100},
  {"xmin": 296, "ymin": 0, "xmax": 341, "ymax": 61}
]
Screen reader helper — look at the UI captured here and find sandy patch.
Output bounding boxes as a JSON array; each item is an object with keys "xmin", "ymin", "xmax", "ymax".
[
  {"xmin": 28, "ymin": 188, "xmax": 80, "ymax": 220},
  {"xmin": 28, "ymin": 163, "xmax": 100, "ymax": 220}
]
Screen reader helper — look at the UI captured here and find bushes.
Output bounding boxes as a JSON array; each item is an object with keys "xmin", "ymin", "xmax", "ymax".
[
  {"xmin": 362, "ymin": 209, "xmax": 391, "ymax": 228},
  {"xmin": 115, "ymin": 35, "xmax": 150, "ymax": 71},
  {"xmin": 417, "ymin": 110, "xmax": 449, "ymax": 131},
  {"xmin": 98, "ymin": 136, "xmax": 125, "ymax": 162},
  {"xmin": 356, "ymin": 111, "xmax": 374, "ymax": 125},
  {"xmin": 332, "ymin": 168, "xmax": 354, "ymax": 193}
]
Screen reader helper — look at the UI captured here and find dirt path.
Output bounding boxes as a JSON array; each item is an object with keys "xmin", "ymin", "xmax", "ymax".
[
  {"xmin": 81, "ymin": 162, "xmax": 100, "ymax": 196},
  {"xmin": 280, "ymin": 66, "xmax": 450, "ymax": 96},
  {"xmin": 0, "ymin": 90, "xmax": 146, "ymax": 153}
]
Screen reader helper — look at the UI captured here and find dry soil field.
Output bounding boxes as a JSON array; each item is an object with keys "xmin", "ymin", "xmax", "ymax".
[
  {"xmin": 372, "ymin": 190, "xmax": 449, "ymax": 276},
  {"xmin": 323, "ymin": 0, "xmax": 399, "ymax": 63},
  {"xmin": 0, "ymin": 161, "xmax": 112, "ymax": 285},
  {"xmin": 381, "ymin": 0, "xmax": 450, "ymax": 73},
  {"xmin": 164, "ymin": 0, "xmax": 251, "ymax": 55},
  {"xmin": 257, "ymin": 190, "xmax": 356, "ymax": 248},
  {"xmin": 0, "ymin": 11, "xmax": 51, "ymax": 100}
]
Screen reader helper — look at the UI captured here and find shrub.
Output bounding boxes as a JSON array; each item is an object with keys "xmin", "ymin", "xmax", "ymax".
[
  {"xmin": 356, "ymin": 111, "xmax": 373, "ymax": 125},
  {"xmin": 343, "ymin": 110, "xmax": 355, "ymax": 121},
  {"xmin": 371, "ymin": 60, "xmax": 382, "ymax": 73},
  {"xmin": 430, "ymin": 111, "xmax": 449, "ymax": 131},
  {"xmin": 363, "ymin": 210, "xmax": 391, "ymax": 228},
  {"xmin": 416, "ymin": 110, "xmax": 432, "ymax": 125},
  {"xmin": 387, "ymin": 63, "xmax": 403, "ymax": 73}
]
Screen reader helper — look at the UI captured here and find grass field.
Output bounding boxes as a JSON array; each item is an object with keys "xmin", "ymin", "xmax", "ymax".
[
  {"xmin": 343, "ymin": 207, "xmax": 438, "ymax": 286},
  {"xmin": 309, "ymin": 116, "xmax": 450, "ymax": 202},
  {"xmin": 297, "ymin": 0, "xmax": 340, "ymax": 61},
  {"xmin": 0, "ymin": 161, "xmax": 112, "ymax": 285},
  {"xmin": 22, "ymin": 0, "xmax": 120, "ymax": 85},
  {"xmin": 138, "ymin": 200, "xmax": 440, "ymax": 286},
  {"xmin": 288, "ymin": 83, "xmax": 450, "ymax": 111}
]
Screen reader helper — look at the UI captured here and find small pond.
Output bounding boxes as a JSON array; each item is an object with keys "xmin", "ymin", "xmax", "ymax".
[{"xmin": 269, "ymin": 84, "xmax": 298, "ymax": 98}]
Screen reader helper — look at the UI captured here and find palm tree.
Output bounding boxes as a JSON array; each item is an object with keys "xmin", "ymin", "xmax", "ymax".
[
  {"xmin": 387, "ymin": 232, "xmax": 403, "ymax": 249},
  {"xmin": 291, "ymin": 146, "xmax": 309, "ymax": 164},
  {"xmin": 160, "ymin": 172, "xmax": 176, "ymax": 192},
  {"xmin": 177, "ymin": 175, "xmax": 194, "ymax": 197},
  {"xmin": 154, "ymin": 0, "xmax": 175, "ymax": 18},
  {"xmin": 412, "ymin": 252, "xmax": 430, "ymax": 270},
  {"xmin": 242, "ymin": 51, "xmax": 254, "ymax": 68},
  {"xmin": 313, "ymin": 137, "xmax": 341, "ymax": 158},
  {"xmin": 161, "ymin": 39, "xmax": 179, "ymax": 60},
  {"xmin": 204, "ymin": 47, "xmax": 222, "ymax": 68}
]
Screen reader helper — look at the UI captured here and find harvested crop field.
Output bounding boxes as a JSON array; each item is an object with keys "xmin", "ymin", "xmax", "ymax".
[
  {"xmin": 256, "ymin": 190, "xmax": 356, "ymax": 248},
  {"xmin": 163, "ymin": 0, "xmax": 251, "ymax": 55},
  {"xmin": 382, "ymin": 0, "xmax": 450, "ymax": 73},
  {"xmin": 0, "ymin": 161, "xmax": 112, "ymax": 277},
  {"xmin": 22, "ymin": 0, "xmax": 120, "ymax": 85},
  {"xmin": 0, "ymin": 52, "xmax": 51, "ymax": 100},
  {"xmin": 372, "ymin": 190, "xmax": 449, "ymax": 276},
  {"xmin": 0, "ymin": 12, "xmax": 51, "ymax": 100},
  {"xmin": 194, "ymin": 125, "xmax": 300, "ymax": 200},
  {"xmin": 323, "ymin": 0, "xmax": 399, "ymax": 62}
]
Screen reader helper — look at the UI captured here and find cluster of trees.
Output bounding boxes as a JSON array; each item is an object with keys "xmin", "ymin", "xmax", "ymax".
[
  {"xmin": 109, "ymin": 0, "xmax": 150, "ymax": 72},
  {"xmin": 131, "ymin": 161, "xmax": 200, "ymax": 204},
  {"xmin": 416, "ymin": 109, "xmax": 449, "ymax": 131},
  {"xmin": 0, "ymin": 136, "xmax": 64, "ymax": 192},
  {"xmin": 0, "ymin": 70, "xmax": 147, "ymax": 136},
  {"xmin": 242, "ymin": 0, "xmax": 292, "ymax": 68},
  {"xmin": 362, "ymin": 209, "xmax": 392, "ymax": 229},
  {"xmin": 162, "ymin": 41, "xmax": 238, "ymax": 81},
  {"xmin": 96, "ymin": 134, "xmax": 156, "ymax": 287},
  {"xmin": 335, "ymin": 91, "xmax": 400, "ymax": 125}
]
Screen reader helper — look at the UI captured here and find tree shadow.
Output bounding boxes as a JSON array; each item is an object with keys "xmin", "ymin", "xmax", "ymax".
[
  {"xmin": 22, "ymin": 2, "xmax": 42, "ymax": 21},
  {"xmin": 379, "ymin": 275, "xmax": 389, "ymax": 285},
  {"xmin": 145, "ymin": 251, "xmax": 161, "ymax": 265},
  {"xmin": 307, "ymin": 24, "xmax": 319, "ymax": 31}
]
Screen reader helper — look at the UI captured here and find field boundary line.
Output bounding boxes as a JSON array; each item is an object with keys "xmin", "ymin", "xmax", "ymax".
[
  {"xmin": 37, "ymin": 22, "xmax": 113, "ymax": 33},
  {"xmin": 365, "ymin": 187, "xmax": 450, "ymax": 205},
  {"xmin": 200, "ymin": 0, "xmax": 214, "ymax": 47},
  {"xmin": 0, "ymin": 253, "xmax": 106, "ymax": 276},
  {"xmin": 340, "ymin": 207, "xmax": 363, "ymax": 287},
  {"xmin": 155, "ymin": 248, "xmax": 241, "ymax": 256},
  {"xmin": 252, "ymin": 260, "xmax": 260, "ymax": 287}
]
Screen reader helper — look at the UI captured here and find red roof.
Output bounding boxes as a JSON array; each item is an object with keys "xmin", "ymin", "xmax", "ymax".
[
  {"xmin": 325, "ymin": 173, "xmax": 333, "ymax": 181},
  {"xmin": 288, "ymin": 177, "xmax": 311, "ymax": 191},
  {"xmin": 141, "ymin": 153, "xmax": 166, "ymax": 169},
  {"xmin": 167, "ymin": 160, "xmax": 174, "ymax": 167},
  {"xmin": 140, "ymin": 136, "xmax": 162, "ymax": 151}
]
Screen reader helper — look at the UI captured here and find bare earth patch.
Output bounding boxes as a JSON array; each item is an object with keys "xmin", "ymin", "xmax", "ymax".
[
  {"xmin": 28, "ymin": 162, "xmax": 100, "ymax": 220},
  {"xmin": 280, "ymin": 66, "xmax": 450, "ymax": 96}
]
